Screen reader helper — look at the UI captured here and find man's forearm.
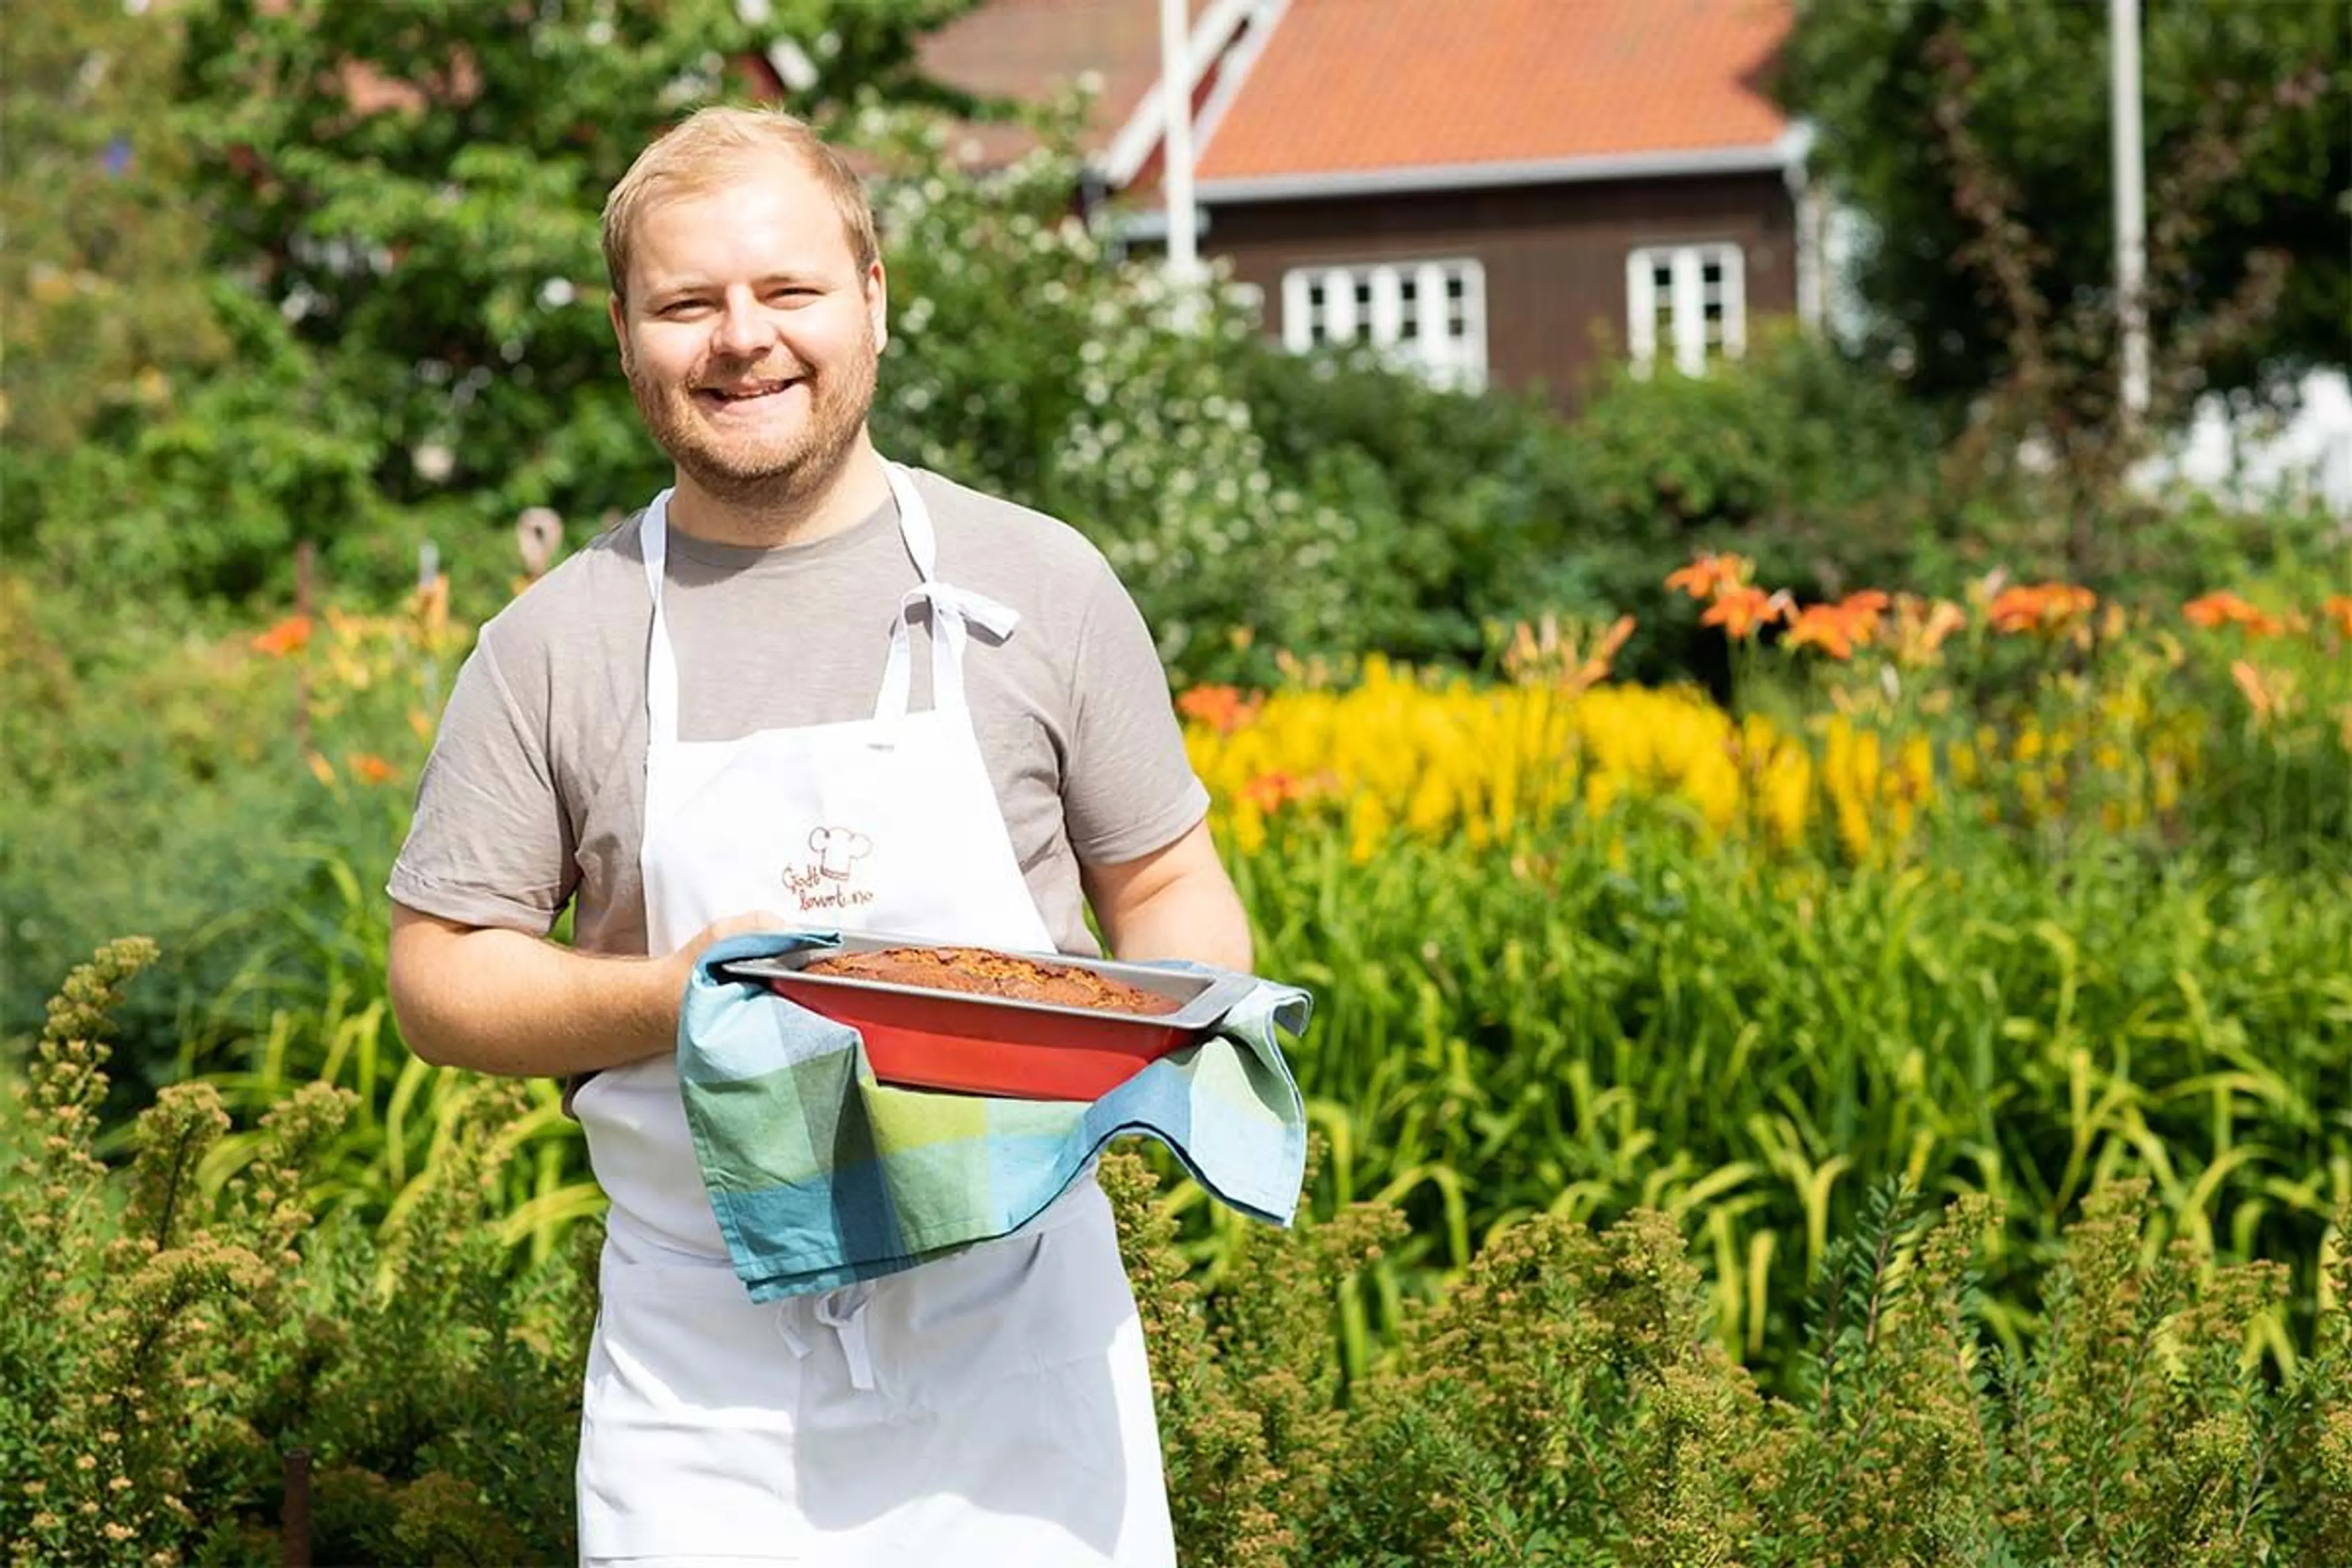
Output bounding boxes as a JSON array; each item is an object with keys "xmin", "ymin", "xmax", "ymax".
[
  {"xmin": 388, "ymin": 908, "xmax": 684, "ymax": 1079},
  {"xmin": 1084, "ymin": 819, "xmax": 1256, "ymax": 974},
  {"xmin": 1100, "ymin": 876, "xmax": 1254, "ymax": 973}
]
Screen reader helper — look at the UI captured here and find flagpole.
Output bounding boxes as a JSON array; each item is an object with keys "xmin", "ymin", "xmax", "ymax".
[
  {"xmin": 2111, "ymin": 0, "xmax": 2149, "ymax": 428},
  {"xmin": 1159, "ymin": 0, "xmax": 1201, "ymax": 293}
]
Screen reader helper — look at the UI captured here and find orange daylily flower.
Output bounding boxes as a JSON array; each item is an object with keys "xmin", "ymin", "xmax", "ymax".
[
  {"xmin": 1781, "ymin": 608, "xmax": 1852, "ymax": 660},
  {"xmin": 1240, "ymin": 771, "xmax": 1298, "ymax": 813},
  {"xmin": 349, "ymin": 753, "xmax": 398, "ymax": 786},
  {"xmin": 251, "ymin": 614, "xmax": 314, "ymax": 658},
  {"xmin": 1700, "ymin": 586, "xmax": 1789, "ymax": 640},
  {"xmin": 2184, "ymin": 591, "xmax": 2247, "ymax": 628},
  {"xmin": 1177, "ymin": 684, "xmax": 1262, "ymax": 735},
  {"xmin": 2183, "ymin": 591, "xmax": 2285, "ymax": 636},
  {"xmin": 2323, "ymin": 595, "xmax": 2352, "ymax": 639},
  {"xmin": 1665, "ymin": 552, "xmax": 1754, "ymax": 601},
  {"xmin": 1783, "ymin": 602, "xmax": 1863, "ymax": 660},
  {"xmin": 1987, "ymin": 583, "xmax": 2096, "ymax": 635},
  {"xmin": 1836, "ymin": 590, "xmax": 1891, "ymax": 639}
]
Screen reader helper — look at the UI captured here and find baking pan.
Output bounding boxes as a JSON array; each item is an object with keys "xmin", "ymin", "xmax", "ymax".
[{"xmin": 716, "ymin": 933, "xmax": 1257, "ymax": 1101}]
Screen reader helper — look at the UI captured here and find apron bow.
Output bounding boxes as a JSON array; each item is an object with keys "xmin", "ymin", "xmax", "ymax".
[
  {"xmin": 878, "ymin": 579, "xmax": 1022, "ymax": 719},
  {"xmin": 776, "ymin": 1281, "xmax": 879, "ymax": 1392},
  {"xmin": 900, "ymin": 579, "xmax": 1022, "ymax": 641}
]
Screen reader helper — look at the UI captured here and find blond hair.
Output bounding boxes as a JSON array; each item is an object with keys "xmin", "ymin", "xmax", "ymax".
[{"xmin": 601, "ymin": 106, "xmax": 880, "ymax": 307}]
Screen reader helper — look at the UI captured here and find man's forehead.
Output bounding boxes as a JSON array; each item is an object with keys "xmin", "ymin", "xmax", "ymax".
[{"xmin": 632, "ymin": 174, "xmax": 858, "ymax": 278}]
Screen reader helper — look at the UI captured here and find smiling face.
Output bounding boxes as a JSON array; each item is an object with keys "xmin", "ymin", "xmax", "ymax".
[{"xmin": 609, "ymin": 151, "xmax": 888, "ymax": 519}]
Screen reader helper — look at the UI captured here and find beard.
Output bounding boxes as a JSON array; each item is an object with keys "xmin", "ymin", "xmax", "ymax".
[{"xmin": 625, "ymin": 326, "xmax": 880, "ymax": 512}]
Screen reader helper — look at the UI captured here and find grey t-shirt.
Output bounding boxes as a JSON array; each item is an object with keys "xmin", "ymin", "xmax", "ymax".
[{"xmin": 388, "ymin": 467, "xmax": 1210, "ymax": 959}]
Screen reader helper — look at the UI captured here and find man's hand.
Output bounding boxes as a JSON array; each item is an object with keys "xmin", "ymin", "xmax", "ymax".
[
  {"xmin": 667, "ymin": 910, "xmax": 797, "ymax": 986},
  {"xmin": 390, "ymin": 905, "xmax": 793, "ymax": 1079}
]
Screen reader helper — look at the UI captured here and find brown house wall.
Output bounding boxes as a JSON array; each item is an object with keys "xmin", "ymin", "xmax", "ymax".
[{"xmin": 1201, "ymin": 172, "xmax": 1797, "ymax": 412}]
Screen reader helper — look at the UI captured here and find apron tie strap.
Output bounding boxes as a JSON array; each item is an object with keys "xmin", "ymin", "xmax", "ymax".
[{"xmin": 814, "ymin": 1283, "xmax": 878, "ymax": 1392}]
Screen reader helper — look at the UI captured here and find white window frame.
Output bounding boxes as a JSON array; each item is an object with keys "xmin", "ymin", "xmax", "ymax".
[
  {"xmin": 1626, "ymin": 243, "xmax": 1747, "ymax": 377},
  {"xmin": 1280, "ymin": 258, "xmax": 1488, "ymax": 391}
]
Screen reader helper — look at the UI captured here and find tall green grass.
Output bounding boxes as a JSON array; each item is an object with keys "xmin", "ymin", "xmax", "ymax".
[
  {"xmin": 1231, "ymin": 820, "xmax": 2352, "ymax": 1379},
  {"xmin": 177, "ymin": 843, "xmax": 598, "ymax": 1270}
]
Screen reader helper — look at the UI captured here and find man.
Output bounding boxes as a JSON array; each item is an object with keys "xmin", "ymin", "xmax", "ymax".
[{"xmin": 386, "ymin": 104, "xmax": 1248, "ymax": 1566}]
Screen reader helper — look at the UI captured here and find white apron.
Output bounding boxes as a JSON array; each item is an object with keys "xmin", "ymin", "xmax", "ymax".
[{"xmin": 572, "ymin": 464, "xmax": 1175, "ymax": 1566}]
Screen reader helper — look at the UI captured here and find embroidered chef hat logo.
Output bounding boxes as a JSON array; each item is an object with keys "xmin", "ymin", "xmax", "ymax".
[
  {"xmin": 808, "ymin": 825, "xmax": 873, "ymax": 881},
  {"xmin": 786, "ymin": 826, "xmax": 878, "ymax": 910}
]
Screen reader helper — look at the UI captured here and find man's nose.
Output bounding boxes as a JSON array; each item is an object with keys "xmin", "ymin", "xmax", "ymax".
[{"xmin": 710, "ymin": 294, "xmax": 776, "ymax": 358}]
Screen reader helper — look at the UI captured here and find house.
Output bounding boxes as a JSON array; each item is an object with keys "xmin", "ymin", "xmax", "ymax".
[{"xmin": 918, "ymin": 0, "xmax": 1819, "ymax": 410}]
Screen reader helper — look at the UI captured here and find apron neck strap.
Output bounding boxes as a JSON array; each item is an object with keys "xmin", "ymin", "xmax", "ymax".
[
  {"xmin": 641, "ymin": 486, "xmax": 682, "ymax": 753},
  {"xmin": 886, "ymin": 461, "xmax": 938, "ymax": 581}
]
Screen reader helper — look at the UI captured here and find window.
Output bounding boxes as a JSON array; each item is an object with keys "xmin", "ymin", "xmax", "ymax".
[
  {"xmin": 1626, "ymin": 243, "xmax": 1746, "ymax": 377},
  {"xmin": 1280, "ymin": 258, "xmax": 1487, "ymax": 390}
]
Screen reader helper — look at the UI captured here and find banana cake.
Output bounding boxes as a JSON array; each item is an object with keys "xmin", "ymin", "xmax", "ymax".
[{"xmin": 797, "ymin": 947, "xmax": 1182, "ymax": 1016}]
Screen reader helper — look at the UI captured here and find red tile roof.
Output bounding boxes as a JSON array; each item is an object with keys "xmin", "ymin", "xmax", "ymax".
[
  {"xmin": 1196, "ymin": 0, "xmax": 1793, "ymax": 184},
  {"xmin": 918, "ymin": 0, "xmax": 1215, "ymax": 167}
]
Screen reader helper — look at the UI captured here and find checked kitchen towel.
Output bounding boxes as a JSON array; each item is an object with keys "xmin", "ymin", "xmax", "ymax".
[{"xmin": 676, "ymin": 932, "xmax": 1311, "ymax": 1302}]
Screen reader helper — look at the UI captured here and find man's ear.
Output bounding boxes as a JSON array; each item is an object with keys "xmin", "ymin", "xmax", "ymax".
[
  {"xmin": 608, "ymin": 293, "xmax": 633, "ymax": 371},
  {"xmin": 866, "ymin": 260, "xmax": 889, "ymax": 353}
]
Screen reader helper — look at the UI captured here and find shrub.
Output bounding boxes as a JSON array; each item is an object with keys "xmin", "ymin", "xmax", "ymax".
[
  {"xmin": 1221, "ymin": 325, "xmax": 1961, "ymax": 687},
  {"xmin": 1229, "ymin": 342, "xmax": 1592, "ymax": 672},
  {"xmin": 864, "ymin": 109, "xmax": 1371, "ymax": 689},
  {"xmin": 0, "ymin": 941, "xmax": 592, "ymax": 1565},
  {"xmin": 1108, "ymin": 1145, "xmax": 2352, "ymax": 1566},
  {"xmin": 0, "ymin": 570, "xmax": 444, "ymax": 1091}
]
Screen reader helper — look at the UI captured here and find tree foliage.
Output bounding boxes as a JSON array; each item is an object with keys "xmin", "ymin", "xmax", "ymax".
[
  {"xmin": 9, "ymin": 0, "xmax": 980, "ymax": 605},
  {"xmin": 13, "ymin": 0, "xmax": 2335, "ymax": 671},
  {"xmin": 1780, "ymin": 0, "xmax": 2350, "ymax": 415},
  {"xmin": 0, "ymin": 0, "xmax": 227, "ymax": 527}
]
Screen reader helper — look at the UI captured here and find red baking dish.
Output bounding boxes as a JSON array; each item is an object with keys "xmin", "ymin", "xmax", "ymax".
[{"xmin": 717, "ymin": 935, "xmax": 1256, "ymax": 1101}]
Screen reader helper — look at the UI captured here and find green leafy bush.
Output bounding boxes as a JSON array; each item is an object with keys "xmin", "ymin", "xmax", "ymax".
[
  {"xmin": 0, "ymin": 941, "xmax": 592, "ymax": 1565},
  {"xmin": 0, "ymin": 570, "xmax": 428, "ymax": 1091},
  {"xmin": 1110, "ymin": 1148, "xmax": 2352, "ymax": 1567},
  {"xmin": 1232, "ymin": 344, "xmax": 1591, "ymax": 671},
  {"xmin": 1561, "ymin": 330, "xmax": 1953, "ymax": 676},
  {"xmin": 1219, "ymin": 325, "xmax": 1964, "ymax": 686}
]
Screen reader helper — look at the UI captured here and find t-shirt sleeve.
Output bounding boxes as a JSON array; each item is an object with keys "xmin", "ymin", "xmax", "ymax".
[
  {"xmin": 386, "ymin": 622, "xmax": 577, "ymax": 934},
  {"xmin": 1059, "ymin": 555, "xmax": 1212, "ymax": 865}
]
